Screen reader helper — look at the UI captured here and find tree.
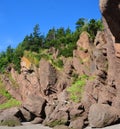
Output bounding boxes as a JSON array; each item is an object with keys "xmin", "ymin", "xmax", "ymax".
[
  {"xmin": 33, "ymin": 24, "xmax": 40, "ymax": 38},
  {"xmin": 87, "ymin": 19, "xmax": 104, "ymax": 41},
  {"xmin": 65, "ymin": 27, "xmax": 71, "ymax": 36},
  {"xmin": 75, "ymin": 18, "xmax": 86, "ymax": 30},
  {"xmin": 56, "ymin": 27, "xmax": 65, "ymax": 38},
  {"xmin": 6, "ymin": 45, "xmax": 14, "ymax": 63},
  {"xmin": 46, "ymin": 28, "xmax": 56, "ymax": 41}
]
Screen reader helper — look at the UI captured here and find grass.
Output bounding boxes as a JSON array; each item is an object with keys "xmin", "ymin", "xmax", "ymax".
[
  {"xmin": 67, "ymin": 74, "xmax": 89, "ymax": 102},
  {"xmin": 24, "ymin": 51, "xmax": 40, "ymax": 67},
  {"xmin": 46, "ymin": 119, "xmax": 67, "ymax": 127},
  {"xmin": 0, "ymin": 98, "xmax": 21, "ymax": 110},
  {"xmin": 0, "ymin": 118, "xmax": 21, "ymax": 127},
  {"xmin": 50, "ymin": 58, "xmax": 64, "ymax": 70},
  {"xmin": 23, "ymin": 50, "xmax": 64, "ymax": 71},
  {"xmin": 0, "ymin": 76, "xmax": 21, "ymax": 110},
  {"xmin": 0, "ymin": 79, "xmax": 12, "ymax": 99}
]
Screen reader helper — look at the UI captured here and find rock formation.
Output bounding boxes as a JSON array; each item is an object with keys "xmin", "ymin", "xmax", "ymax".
[{"xmin": 1, "ymin": 0, "xmax": 120, "ymax": 128}]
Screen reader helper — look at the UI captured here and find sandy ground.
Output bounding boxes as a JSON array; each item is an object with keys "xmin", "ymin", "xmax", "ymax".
[
  {"xmin": 0, "ymin": 123, "xmax": 120, "ymax": 129},
  {"xmin": 85, "ymin": 124, "xmax": 120, "ymax": 129},
  {"xmin": 0, "ymin": 122, "xmax": 52, "ymax": 129}
]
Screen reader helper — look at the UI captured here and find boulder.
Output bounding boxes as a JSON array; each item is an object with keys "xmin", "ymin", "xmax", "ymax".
[
  {"xmin": 0, "ymin": 107, "xmax": 22, "ymax": 126},
  {"xmin": 31, "ymin": 117, "xmax": 43, "ymax": 124},
  {"xmin": 23, "ymin": 94, "xmax": 46, "ymax": 117},
  {"xmin": 88, "ymin": 104, "xmax": 119, "ymax": 128},
  {"xmin": 44, "ymin": 110, "xmax": 68, "ymax": 127},
  {"xmin": 19, "ymin": 107, "xmax": 32, "ymax": 122},
  {"xmin": 69, "ymin": 103, "xmax": 84, "ymax": 120},
  {"xmin": 69, "ymin": 118, "xmax": 84, "ymax": 129},
  {"xmin": 44, "ymin": 102, "xmax": 69, "ymax": 127}
]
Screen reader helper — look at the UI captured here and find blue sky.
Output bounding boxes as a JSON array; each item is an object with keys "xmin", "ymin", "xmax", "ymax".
[{"xmin": 0, "ymin": 0, "xmax": 101, "ymax": 52}]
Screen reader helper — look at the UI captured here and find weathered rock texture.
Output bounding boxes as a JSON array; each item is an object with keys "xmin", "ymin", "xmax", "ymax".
[
  {"xmin": 100, "ymin": 0, "xmax": 120, "ymax": 109},
  {"xmin": 83, "ymin": 0, "xmax": 120, "ymax": 128},
  {"xmin": 88, "ymin": 104, "xmax": 119, "ymax": 128},
  {"xmin": 100, "ymin": 0, "xmax": 120, "ymax": 43},
  {"xmin": 1, "ymin": 1, "xmax": 120, "ymax": 128}
]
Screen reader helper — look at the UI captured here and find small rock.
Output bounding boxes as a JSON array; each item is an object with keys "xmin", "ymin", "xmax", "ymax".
[{"xmin": 31, "ymin": 117, "xmax": 43, "ymax": 124}]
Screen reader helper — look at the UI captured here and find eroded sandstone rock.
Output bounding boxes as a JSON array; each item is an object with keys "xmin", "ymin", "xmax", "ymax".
[
  {"xmin": 88, "ymin": 104, "xmax": 119, "ymax": 128},
  {"xmin": 23, "ymin": 94, "xmax": 46, "ymax": 117}
]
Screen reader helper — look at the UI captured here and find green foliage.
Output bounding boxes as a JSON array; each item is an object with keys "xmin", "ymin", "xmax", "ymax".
[
  {"xmin": 87, "ymin": 19, "xmax": 104, "ymax": 41},
  {"xmin": 54, "ymin": 59, "xmax": 64, "ymax": 69},
  {"xmin": 75, "ymin": 18, "xmax": 104, "ymax": 41},
  {"xmin": 67, "ymin": 74, "xmax": 89, "ymax": 102},
  {"xmin": 0, "ymin": 89, "xmax": 12, "ymax": 100},
  {"xmin": 0, "ymin": 76, "xmax": 21, "ymax": 109},
  {"xmin": 46, "ymin": 119, "xmax": 67, "ymax": 127},
  {"xmin": 0, "ymin": 98, "xmax": 21, "ymax": 110},
  {"xmin": 50, "ymin": 58, "xmax": 64, "ymax": 70},
  {"xmin": 76, "ymin": 18, "xmax": 87, "ymax": 31},
  {"xmin": 0, "ymin": 79, "xmax": 12, "ymax": 99},
  {"xmin": 59, "ymin": 42, "xmax": 77, "ymax": 57},
  {"xmin": 0, "ymin": 18, "xmax": 103, "ymax": 73},
  {"xmin": 24, "ymin": 51, "xmax": 41, "ymax": 67}
]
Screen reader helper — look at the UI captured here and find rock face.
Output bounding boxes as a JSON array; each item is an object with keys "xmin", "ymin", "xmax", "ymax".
[
  {"xmin": 100, "ymin": 0, "xmax": 120, "ymax": 43},
  {"xmin": 1, "ymin": 1, "xmax": 120, "ymax": 128},
  {"xmin": 73, "ymin": 31, "xmax": 91, "ymax": 75},
  {"xmin": 39, "ymin": 59, "xmax": 57, "ymax": 96},
  {"xmin": 99, "ymin": 0, "xmax": 120, "ymax": 109}
]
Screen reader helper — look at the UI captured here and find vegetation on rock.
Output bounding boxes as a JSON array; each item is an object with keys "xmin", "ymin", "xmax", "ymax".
[
  {"xmin": 0, "ymin": 18, "xmax": 103, "ymax": 73},
  {"xmin": 0, "ymin": 98, "xmax": 21, "ymax": 110},
  {"xmin": 67, "ymin": 74, "xmax": 89, "ymax": 102},
  {"xmin": 0, "ymin": 76, "xmax": 21, "ymax": 109},
  {"xmin": 0, "ymin": 117, "xmax": 21, "ymax": 127}
]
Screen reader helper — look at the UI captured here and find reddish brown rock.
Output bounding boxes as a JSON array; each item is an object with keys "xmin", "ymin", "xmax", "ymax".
[
  {"xmin": 44, "ymin": 102, "xmax": 69, "ymax": 127},
  {"xmin": 69, "ymin": 103, "xmax": 84, "ymax": 120},
  {"xmin": 77, "ymin": 31, "xmax": 90, "ymax": 50},
  {"xmin": 69, "ymin": 118, "xmax": 84, "ymax": 129},
  {"xmin": 19, "ymin": 107, "xmax": 32, "ymax": 122},
  {"xmin": 73, "ymin": 57, "xmax": 90, "ymax": 75},
  {"xmin": 114, "ymin": 43, "xmax": 120, "ymax": 58},
  {"xmin": 44, "ymin": 103, "xmax": 56, "ymax": 120},
  {"xmin": 0, "ymin": 94, "xmax": 7, "ymax": 104},
  {"xmin": 0, "ymin": 107, "xmax": 22, "ymax": 126},
  {"xmin": 31, "ymin": 117, "xmax": 43, "ymax": 124},
  {"xmin": 88, "ymin": 104, "xmax": 119, "ymax": 128},
  {"xmin": 39, "ymin": 59, "xmax": 57, "ymax": 96},
  {"xmin": 100, "ymin": 0, "xmax": 120, "ymax": 43},
  {"xmin": 100, "ymin": 0, "xmax": 120, "ymax": 110},
  {"xmin": 23, "ymin": 94, "xmax": 46, "ymax": 117},
  {"xmin": 56, "ymin": 72, "xmax": 72, "ymax": 93}
]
